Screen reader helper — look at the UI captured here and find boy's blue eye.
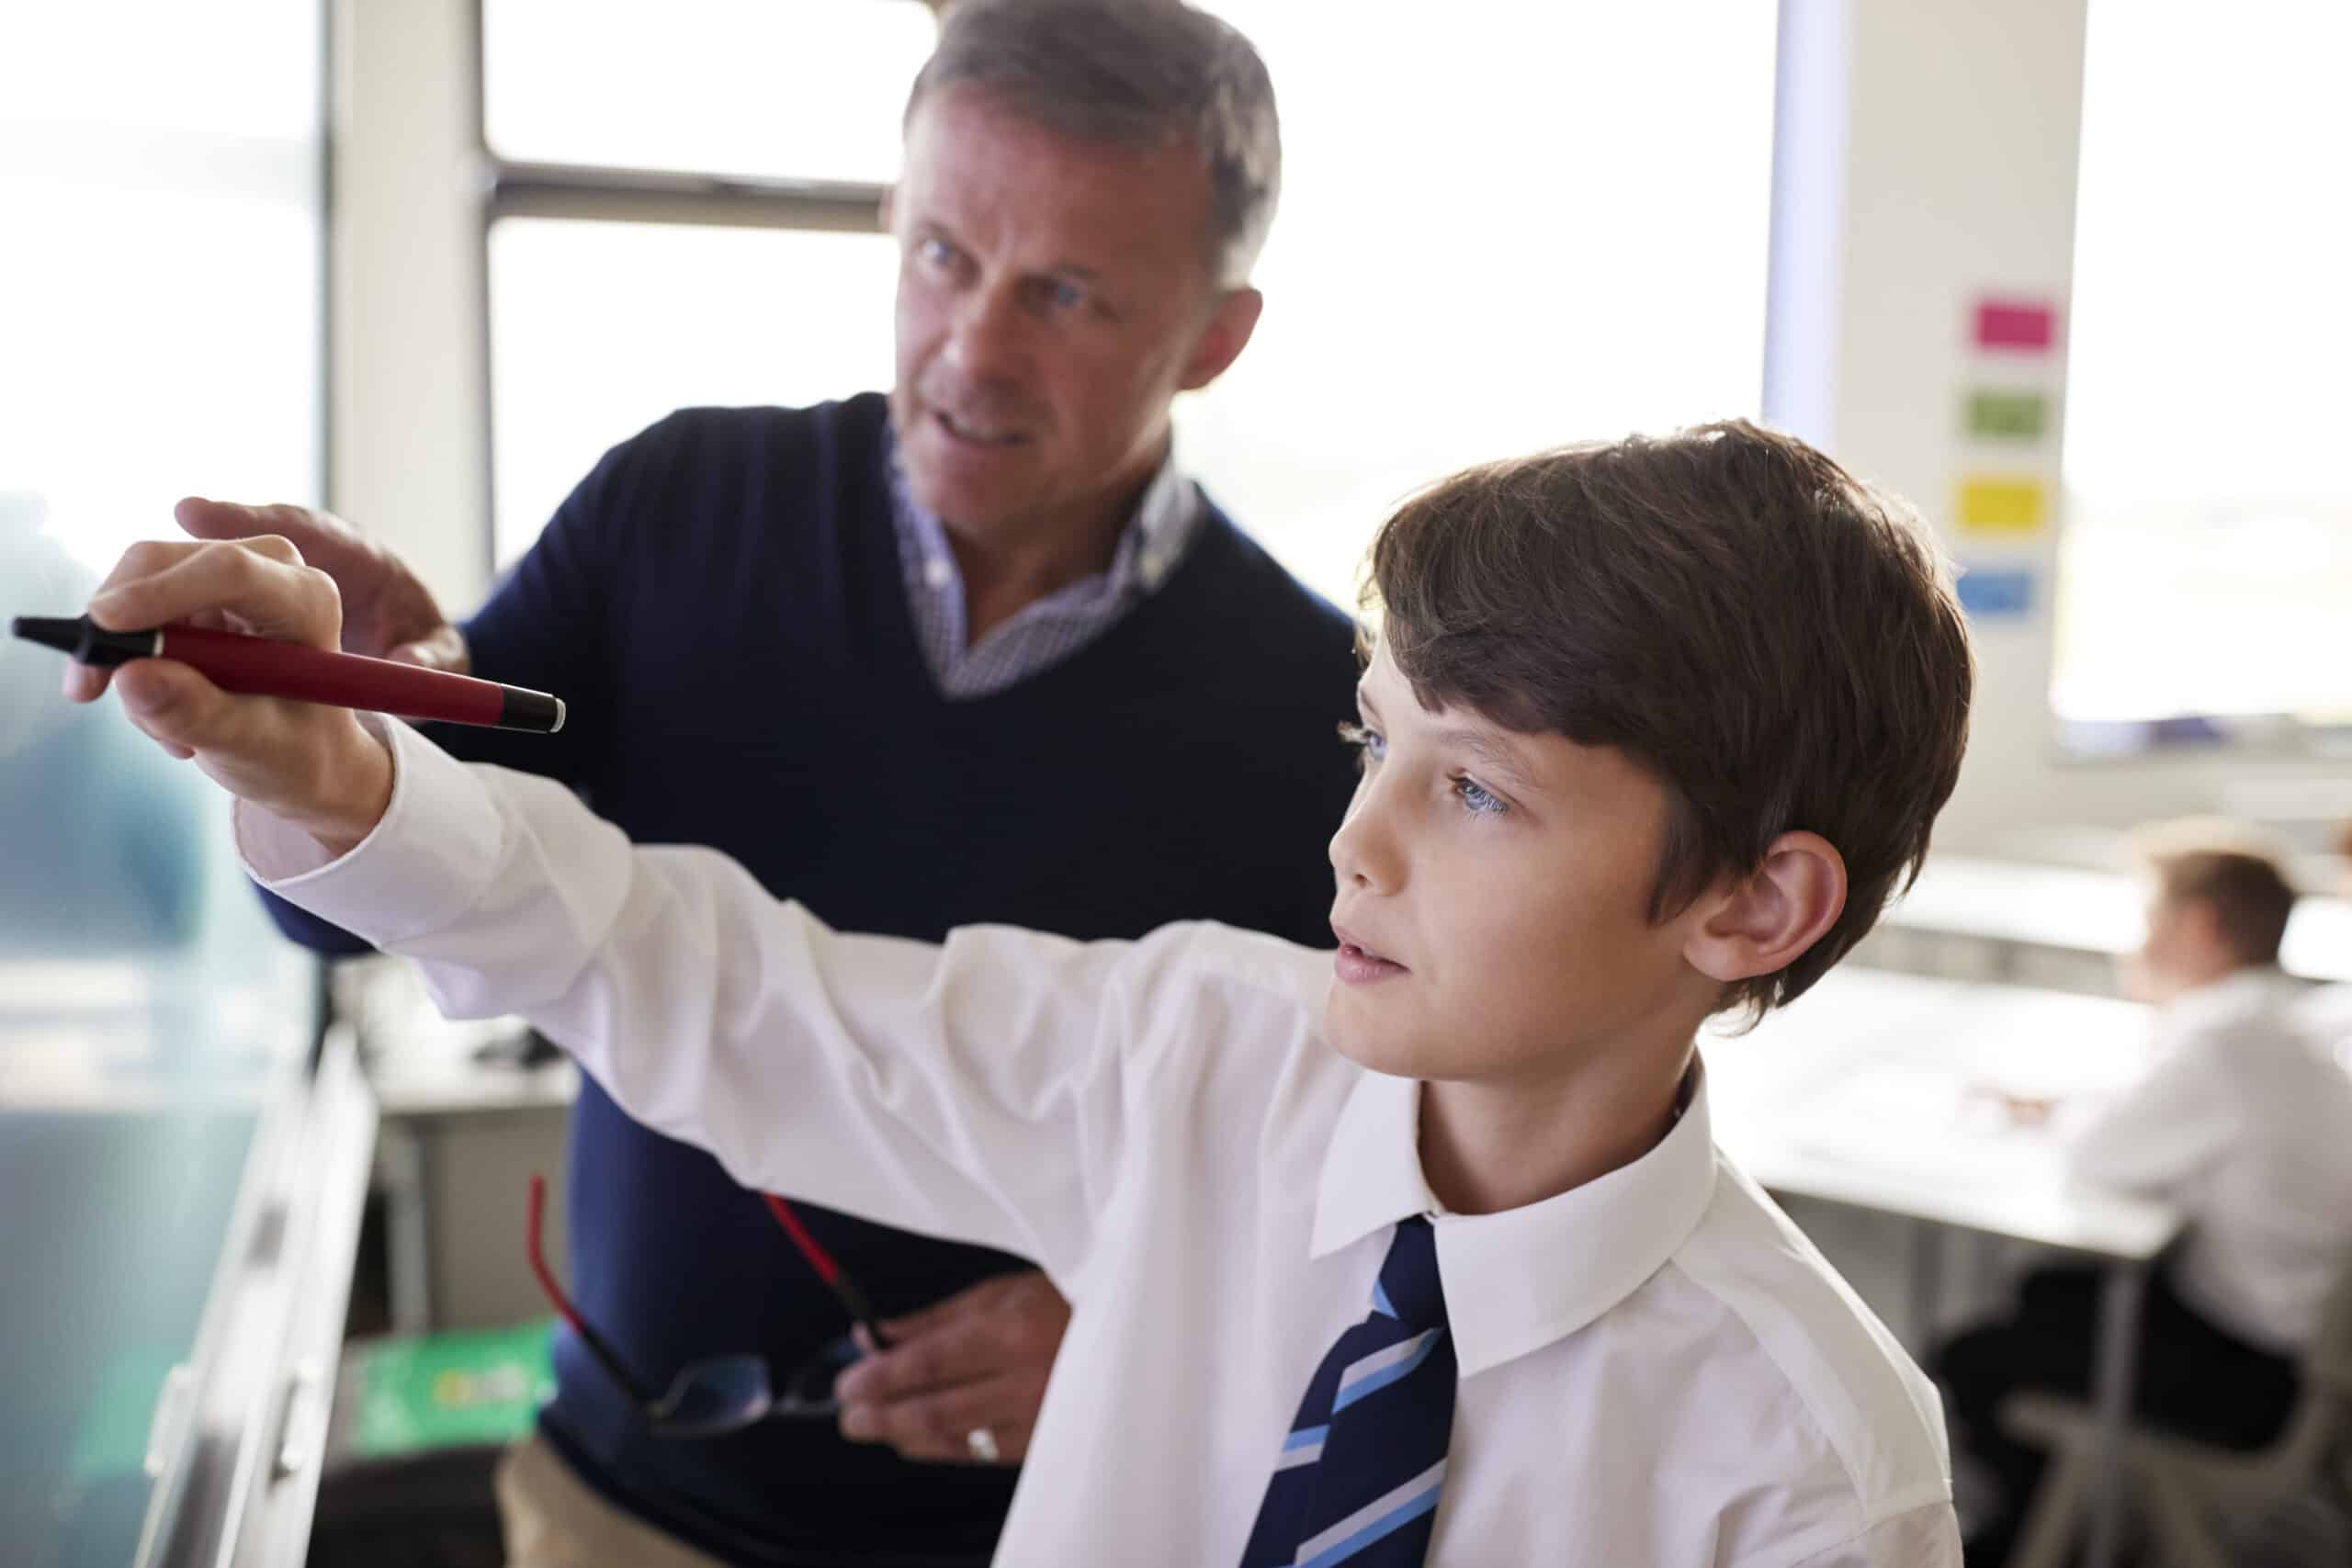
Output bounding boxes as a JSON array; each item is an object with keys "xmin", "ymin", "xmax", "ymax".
[
  {"xmin": 1337, "ymin": 721, "xmax": 1385, "ymax": 772},
  {"xmin": 1453, "ymin": 775, "xmax": 1507, "ymax": 817}
]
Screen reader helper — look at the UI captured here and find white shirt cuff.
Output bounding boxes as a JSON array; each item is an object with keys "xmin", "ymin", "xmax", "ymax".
[{"xmin": 234, "ymin": 714, "xmax": 506, "ymax": 948}]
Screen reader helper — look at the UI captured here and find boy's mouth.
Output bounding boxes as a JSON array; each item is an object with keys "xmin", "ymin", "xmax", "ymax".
[{"xmin": 1330, "ymin": 923, "xmax": 1408, "ymax": 985}]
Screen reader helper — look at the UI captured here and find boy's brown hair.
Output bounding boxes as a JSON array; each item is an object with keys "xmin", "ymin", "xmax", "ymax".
[
  {"xmin": 2135, "ymin": 819, "xmax": 2300, "ymax": 968},
  {"xmin": 1365, "ymin": 419, "xmax": 1974, "ymax": 1018}
]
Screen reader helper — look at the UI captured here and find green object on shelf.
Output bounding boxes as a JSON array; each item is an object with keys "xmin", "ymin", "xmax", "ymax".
[
  {"xmin": 1966, "ymin": 389, "xmax": 2048, "ymax": 441},
  {"xmin": 340, "ymin": 1318, "xmax": 557, "ymax": 1457}
]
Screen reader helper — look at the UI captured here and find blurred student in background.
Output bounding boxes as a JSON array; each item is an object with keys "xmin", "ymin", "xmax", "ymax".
[{"xmin": 1936, "ymin": 823, "xmax": 2352, "ymax": 1560}]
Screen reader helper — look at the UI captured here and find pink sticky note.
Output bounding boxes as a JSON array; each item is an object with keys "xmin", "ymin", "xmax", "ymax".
[{"xmin": 1974, "ymin": 299, "xmax": 2057, "ymax": 352}]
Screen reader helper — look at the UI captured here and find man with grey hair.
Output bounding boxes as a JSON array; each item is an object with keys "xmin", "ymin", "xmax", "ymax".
[{"xmin": 179, "ymin": 0, "xmax": 1360, "ymax": 1561}]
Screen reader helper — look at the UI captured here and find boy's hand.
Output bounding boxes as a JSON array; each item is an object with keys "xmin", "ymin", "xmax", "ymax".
[
  {"xmin": 67, "ymin": 536, "xmax": 394, "ymax": 856},
  {"xmin": 833, "ymin": 1269, "xmax": 1070, "ymax": 1465},
  {"xmin": 175, "ymin": 496, "xmax": 469, "ymax": 673}
]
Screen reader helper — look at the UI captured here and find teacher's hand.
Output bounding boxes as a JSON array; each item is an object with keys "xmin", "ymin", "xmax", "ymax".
[
  {"xmin": 68, "ymin": 536, "xmax": 394, "ymax": 856},
  {"xmin": 833, "ymin": 1269, "xmax": 1071, "ymax": 1466}
]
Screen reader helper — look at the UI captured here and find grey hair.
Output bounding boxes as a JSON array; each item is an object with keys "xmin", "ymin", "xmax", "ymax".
[{"xmin": 907, "ymin": 0, "xmax": 1281, "ymax": 288}]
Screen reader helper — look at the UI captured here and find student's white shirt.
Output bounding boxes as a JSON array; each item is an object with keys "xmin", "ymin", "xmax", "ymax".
[
  {"xmin": 2295, "ymin": 983, "xmax": 2352, "ymax": 1060},
  {"xmin": 2071, "ymin": 967, "xmax": 2352, "ymax": 1353},
  {"xmin": 241, "ymin": 721, "xmax": 1959, "ymax": 1566}
]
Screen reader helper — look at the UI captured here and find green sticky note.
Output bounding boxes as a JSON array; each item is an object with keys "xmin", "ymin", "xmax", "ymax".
[
  {"xmin": 343, "ymin": 1319, "xmax": 557, "ymax": 1457},
  {"xmin": 1966, "ymin": 390, "xmax": 2047, "ymax": 441}
]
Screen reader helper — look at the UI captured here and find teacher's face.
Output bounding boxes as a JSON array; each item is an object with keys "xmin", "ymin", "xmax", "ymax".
[{"xmin": 888, "ymin": 85, "xmax": 1261, "ymax": 547}]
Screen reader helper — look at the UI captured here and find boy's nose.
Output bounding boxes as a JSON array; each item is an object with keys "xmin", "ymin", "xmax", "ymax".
[{"xmin": 1328, "ymin": 797, "xmax": 1400, "ymax": 895}]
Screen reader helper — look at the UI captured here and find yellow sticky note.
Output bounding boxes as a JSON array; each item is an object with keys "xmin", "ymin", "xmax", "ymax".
[{"xmin": 1956, "ymin": 477, "xmax": 2046, "ymax": 534}]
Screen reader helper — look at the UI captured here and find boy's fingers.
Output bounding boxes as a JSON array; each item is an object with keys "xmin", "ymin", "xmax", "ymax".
[
  {"xmin": 87, "ymin": 537, "xmax": 335, "ymax": 649},
  {"xmin": 112, "ymin": 660, "xmax": 227, "ymax": 758},
  {"xmin": 62, "ymin": 659, "xmax": 109, "ymax": 703}
]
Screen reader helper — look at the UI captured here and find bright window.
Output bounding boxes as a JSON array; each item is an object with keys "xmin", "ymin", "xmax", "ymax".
[
  {"xmin": 0, "ymin": 5, "xmax": 322, "ymax": 576},
  {"xmin": 2054, "ymin": 1, "xmax": 2352, "ymax": 728},
  {"xmin": 483, "ymin": 0, "xmax": 938, "ymax": 184},
  {"xmin": 1183, "ymin": 2, "xmax": 1778, "ymax": 605},
  {"xmin": 481, "ymin": 4, "xmax": 1780, "ymax": 602}
]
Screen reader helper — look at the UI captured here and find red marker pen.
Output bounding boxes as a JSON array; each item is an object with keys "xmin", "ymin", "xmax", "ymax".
[{"xmin": 12, "ymin": 615, "xmax": 565, "ymax": 734}]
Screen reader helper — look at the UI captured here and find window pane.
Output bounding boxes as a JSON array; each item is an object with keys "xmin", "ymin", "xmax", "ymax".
[
  {"xmin": 1180, "ymin": 1, "xmax": 1779, "ymax": 606},
  {"xmin": 2054, "ymin": 1, "xmax": 2352, "ymax": 726},
  {"xmin": 0, "ymin": 1, "xmax": 322, "ymax": 1558},
  {"xmin": 490, "ymin": 220, "xmax": 898, "ymax": 564},
  {"xmin": 486, "ymin": 5, "xmax": 1776, "ymax": 603},
  {"xmin": 483, "ymin": 0, "xmax": 936, "ymax": 184}
]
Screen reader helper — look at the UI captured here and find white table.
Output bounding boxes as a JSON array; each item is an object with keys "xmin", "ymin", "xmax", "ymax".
[
  {"xmin": 1710, "ymin": 967, "xmax": 2182, "ymax": 1568},
  {"xmin": 1886, "ymin": 854, "xmax": 2352, "ymax": 985}
]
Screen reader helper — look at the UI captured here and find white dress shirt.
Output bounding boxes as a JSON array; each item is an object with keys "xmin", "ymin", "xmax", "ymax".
[
  {"xmin": 2071, "ymin": 967, "xmax": 2352, "ymax": 1353},
  {"xmin": 242, "ymin": 721, "xmax": 1959, "ymax": 1566}
]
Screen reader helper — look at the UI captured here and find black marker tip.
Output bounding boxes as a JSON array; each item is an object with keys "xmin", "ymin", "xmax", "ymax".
[
  {"xmin": 11, "ymin": 615, "xmax": 156, "ymax": 668},
  {"xmin": 11, "ymin": 615, "xmax": 87, "ymax": 657}
]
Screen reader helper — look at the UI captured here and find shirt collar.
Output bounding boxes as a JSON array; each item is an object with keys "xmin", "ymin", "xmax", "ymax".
[
  {"xmin": 884, "ymin": 422, "xmax": 1199, "ymax": 599},
  {"xmin": 2163, "ymin": 965, "xmax": 2302, "ymax": 1032},
  {"xmin": 1311, "ymin": 1057, "xmax": 1720, "ymax": 1379}
]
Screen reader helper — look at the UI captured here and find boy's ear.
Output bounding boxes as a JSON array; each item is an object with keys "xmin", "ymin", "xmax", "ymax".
[{"xmin": 1682, "ymin": 831, "xmax": 1849, "ymax": 987}]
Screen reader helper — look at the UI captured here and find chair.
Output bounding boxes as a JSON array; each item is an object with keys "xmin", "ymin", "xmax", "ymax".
[{"xmin": 1997, "ymin": 1256, "xmax": 2352, "ymax": 1567}]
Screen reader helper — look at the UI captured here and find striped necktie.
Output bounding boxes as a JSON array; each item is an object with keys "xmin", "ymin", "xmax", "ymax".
[{"xmin": 1239, "ymin": 1215, "xmax": 1456, "ymax": 1567}]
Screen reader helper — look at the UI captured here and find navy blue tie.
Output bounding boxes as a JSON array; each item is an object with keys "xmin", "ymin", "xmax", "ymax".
[{"xmin": 1240, "ymin": 1216, "xmax": 1456, "ymax": 1567}]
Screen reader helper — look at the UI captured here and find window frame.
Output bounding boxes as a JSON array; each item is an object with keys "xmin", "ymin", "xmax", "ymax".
[{"xmin": 468, "ymin": 0, "xmax": 929, "ymax": 574}]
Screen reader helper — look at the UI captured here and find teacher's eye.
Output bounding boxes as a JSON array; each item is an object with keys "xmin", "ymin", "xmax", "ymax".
[
  {"xmin": 1453, "ymin": 775, "xmax": 1508, "ymax": 817},
  {"xmin": 1336, "ymin": 721, "xmax": 1385, "ymax": 772}
]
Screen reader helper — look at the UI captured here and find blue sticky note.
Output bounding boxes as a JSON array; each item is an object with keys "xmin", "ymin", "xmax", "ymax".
[{"xmin": 1955, "ymin": 568, "xmax": 2033, "ymax": 619}]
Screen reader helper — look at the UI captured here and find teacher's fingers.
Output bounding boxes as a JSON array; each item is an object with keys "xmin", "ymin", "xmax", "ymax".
[
  {"xmin": 175, "ymin": 498, "xmax": 370, "ymax": 582},
  {"xmin": 837, "ymin": 1373, "xmax": 1035, "ymax": 1465}
]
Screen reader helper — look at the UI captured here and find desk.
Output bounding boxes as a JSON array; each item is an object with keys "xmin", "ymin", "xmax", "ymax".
[
  {"xmin": 334, "ymin": 957, "xmax": 575, "ymax": 1334},
  {"xmin": 1886, "ymin": 854, "xmax": 2352, "ymax": 985},
  {"xmin": 1711, "ymin": 968, "xmax": 2182, "ymax": 1568}
]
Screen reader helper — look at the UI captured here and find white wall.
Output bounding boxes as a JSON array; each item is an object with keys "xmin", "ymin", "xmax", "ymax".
[
  {"xmin": 329, "ymin": 0, "xmax": 2347, "ymax": 863},
  {"xmin": 1788, "ymin": 0, "xmax": 2347, "ymax": 862}
]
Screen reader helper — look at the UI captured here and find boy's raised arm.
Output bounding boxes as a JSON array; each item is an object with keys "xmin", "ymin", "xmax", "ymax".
[
  {"xmin": 255, "ymin": 720, "xmax": 1149, "ymax": 1281},
  {"xmin": 70, "ymin": 536, "xmax": 1152, "ymax": 1283}
]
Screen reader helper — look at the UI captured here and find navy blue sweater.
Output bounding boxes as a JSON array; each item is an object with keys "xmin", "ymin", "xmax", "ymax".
[{"xmin": 266, "ymin": 395, "xmax": 1361, "ymax": 1562}]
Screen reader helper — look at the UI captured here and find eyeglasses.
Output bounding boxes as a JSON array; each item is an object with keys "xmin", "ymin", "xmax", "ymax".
[{"xmin": 525, "ymin": 1174, "xmax": 893, "ymax": 1438}]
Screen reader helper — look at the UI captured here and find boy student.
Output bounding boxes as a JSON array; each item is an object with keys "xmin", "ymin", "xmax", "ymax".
[
  {"xmin": 1938, "ymin": 825, "xmax": 2352, "ymax": 1560},
  {"xmin": 75, "ymin": 421, "xmax": 1975, "ymax": 1563}
]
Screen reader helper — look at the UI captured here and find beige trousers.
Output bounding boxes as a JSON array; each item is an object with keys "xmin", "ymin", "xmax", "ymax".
[{"xmin": 495, "ymin": 1433, "xmax": 728, "ymax": 1568}]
